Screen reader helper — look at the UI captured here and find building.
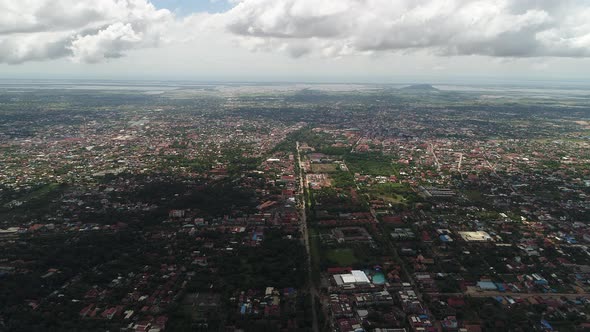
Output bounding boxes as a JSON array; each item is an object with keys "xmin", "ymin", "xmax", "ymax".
[
  {"xmin": 333, "ymin": 270, "xmax": 371, "ymax": 286},
  {"xmin": 458, "ymin": 231, "xmax": 493, "ymax": 242}
]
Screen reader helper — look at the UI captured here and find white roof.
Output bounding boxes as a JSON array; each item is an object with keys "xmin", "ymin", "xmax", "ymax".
[
  {"xmin": 341, "ymin": 275, "xmax": 357, "ymax": 284},
  {"xmin": 351, "ymin": 270, "xmax": 370, "ymax": 283},
  {"xmin": 334, "ymin": 270, "xmax": 371, "ymax": 285},
  {"xmin": 459, "ymin": 231, "xmax": 493, "ymax": 242},
  {"xmin": 0, "ymin": 227, "xmax": 19, "ymax": 233}
]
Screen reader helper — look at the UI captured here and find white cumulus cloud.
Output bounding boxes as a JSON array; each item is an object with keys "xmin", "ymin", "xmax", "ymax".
[
  {"xmin": 0, "ymin": 0, "xmax": 174, "ymax": 64},
  {"xmin": 222, "ymin": 0, "xmax": 590, "ymax": 58},
  {"xmin": 1, "ymin": 0, "xmax": 590, "ymax": 64}
]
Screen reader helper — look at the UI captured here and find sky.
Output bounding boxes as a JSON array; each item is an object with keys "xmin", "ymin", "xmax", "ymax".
[{"xmin": 1, "ymin": 0, "xmax": 590, "ymax": 83}]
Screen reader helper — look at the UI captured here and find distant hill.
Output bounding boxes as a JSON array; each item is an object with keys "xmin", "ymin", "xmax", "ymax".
[{"xmin": 400, "ymin": 84, "xmax": 439, "ymax": 92}]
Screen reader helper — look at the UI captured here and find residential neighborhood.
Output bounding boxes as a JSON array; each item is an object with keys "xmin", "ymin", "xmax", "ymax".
[{"xmin": 2, "ymin": 82, "xmax": 590, "ymax": 332}]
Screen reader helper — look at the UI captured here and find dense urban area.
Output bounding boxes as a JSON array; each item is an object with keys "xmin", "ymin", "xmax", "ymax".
[{"xmin": 1, "ymin": 81, "xmax": 590, "ymax": 332}]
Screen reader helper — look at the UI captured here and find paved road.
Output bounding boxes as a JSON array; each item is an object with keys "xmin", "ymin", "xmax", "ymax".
[
  {"xmin": 482, "ymin": 150, "xmax": 517, "ymax": 194},
  {"xmin": 428, "ymin": 288, "xmax": 590, "ymax": 300},
  {"xmin": 296, "ymin": 141, "xmax": 319, "ymax": 332},
  {"xmin": 350, "ymin": 137, "xmax": 362, "ymax": 153},
  {"xmin": 429, "ymin": 142, "xmax": 441, "ymax": 170}
]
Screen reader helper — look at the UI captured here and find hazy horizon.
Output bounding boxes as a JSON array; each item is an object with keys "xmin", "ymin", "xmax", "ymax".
[{"xmin": 1, "ymin": 77, "xmax": 590, "ymax": 88}]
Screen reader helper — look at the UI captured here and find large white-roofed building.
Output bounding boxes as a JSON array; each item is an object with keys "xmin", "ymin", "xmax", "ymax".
[
  {"xmin": 333, "ymin": 270, "xmax": 371, "ymax": 286},
  {"xmin": 458, "ymin": 231, "xmax": 493, "ymax": 242}
]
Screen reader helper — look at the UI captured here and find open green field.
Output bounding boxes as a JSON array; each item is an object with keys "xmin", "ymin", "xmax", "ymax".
[
  {"xmin": 311, "ymin": 163, "xmax": 339, "ymax": 173},
  {"xmin": 325, "ymin": 248, "xmax": 358, "ymax": 266},
  {"xmin": 366, "ymin": 182, "xmax": 414, "ymax": 205},
  {"xmin": 346, "ymin": 152, "xmax": 398, "ymax": 176},
  {"xmin": 462, "ymin": 189, "xmax": 485, "ymax": 202},
  {"xmin": 375, "ymin": 194, "xmax": 405, "ymax": 204}
]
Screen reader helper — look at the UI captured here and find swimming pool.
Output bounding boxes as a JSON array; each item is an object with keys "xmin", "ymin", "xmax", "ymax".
[{"xmin": 371, "ymin": 272, "xmax": 386, "ymax": 285}]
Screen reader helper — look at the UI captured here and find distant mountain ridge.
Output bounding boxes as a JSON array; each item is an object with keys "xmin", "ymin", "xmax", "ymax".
[{"xmin": 400, "ymin": 84, "xmax": 439, "ymax": 91}]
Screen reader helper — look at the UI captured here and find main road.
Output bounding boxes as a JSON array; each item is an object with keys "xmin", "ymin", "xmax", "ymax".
[
  {"xmin": 296, "ymin": 141, "xmax": 319, "ymax": 332},
  {"xmin": 429, "ymin": 289, "xmax": 590, "ymax": 300},
  {"xmin": 429, "ymin": 142, "xmax": 441, "ymax": 170}
]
